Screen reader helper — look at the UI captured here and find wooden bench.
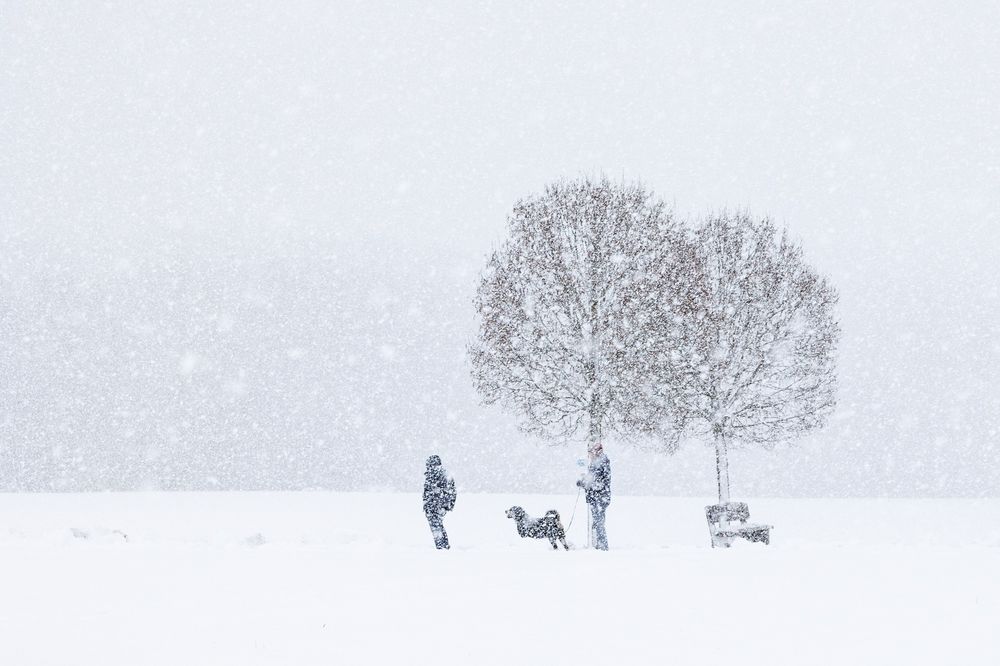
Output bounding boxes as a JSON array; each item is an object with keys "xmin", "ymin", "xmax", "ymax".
[{"xmin": 704, "ymin": 502, "xmax": 772, "ymax": 548}]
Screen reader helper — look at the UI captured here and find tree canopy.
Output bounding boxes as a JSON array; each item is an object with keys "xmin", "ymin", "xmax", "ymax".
[
  {"xmin": 469, "ymin": 177, "xmax": 695, "ymax": 447},
  {"xmin": 471, "ymin": 182, "xmax": 840, "ymax": 488}
]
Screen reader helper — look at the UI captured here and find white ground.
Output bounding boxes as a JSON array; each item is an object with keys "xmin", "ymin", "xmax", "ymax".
[{"xmin": 1, "ymin": 492, "xmax": 997, "ymax": 665}]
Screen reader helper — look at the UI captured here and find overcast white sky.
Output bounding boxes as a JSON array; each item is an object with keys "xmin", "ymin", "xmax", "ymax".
[{"xmin": 2, "ymin": 1, "xmax": 998, "ymax": 495}]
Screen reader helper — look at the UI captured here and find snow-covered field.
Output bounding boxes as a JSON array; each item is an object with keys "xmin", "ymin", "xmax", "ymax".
[{"xmin": 1, "ymin": 492, "xmax": 997, "ymax": 665}]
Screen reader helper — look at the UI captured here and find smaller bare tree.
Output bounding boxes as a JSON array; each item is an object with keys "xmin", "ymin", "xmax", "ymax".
[{"xmin": 656, "ymin": 212, "xmax": 840, "ymax": 503}]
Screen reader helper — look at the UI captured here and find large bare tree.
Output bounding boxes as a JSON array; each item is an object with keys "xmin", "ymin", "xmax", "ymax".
[
  {"xmin": 469, "ymin": 177, "xmax": 696, "ymax": 450},
  {"xmin": 657, "ymin": 212, "xmax": 840, "ymax": 503}
]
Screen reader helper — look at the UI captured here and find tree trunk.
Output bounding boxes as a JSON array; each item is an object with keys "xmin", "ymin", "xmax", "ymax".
[
  {"xmin": 586, "ymin": 245, "xmax": 603, "ymax": 454},
  {"xmin": 587, "ymin": 390, "xmax": 601, "ymax": 548},
  {"xmin": 713, "ymin": 429, "xmax": 731, "ymax": 538},
  {"xmin": 714, "ymin": 429, "xmax": 731, "ymax": 505},
  {"xmin": 588, "ymin": 402, "xmax": 602, "ymax": 448}
]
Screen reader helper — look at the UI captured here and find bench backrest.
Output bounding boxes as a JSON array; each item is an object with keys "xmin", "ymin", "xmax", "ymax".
[{"xmin": 705, "ymin": 502, "xmax": 750, "ymax": 525}]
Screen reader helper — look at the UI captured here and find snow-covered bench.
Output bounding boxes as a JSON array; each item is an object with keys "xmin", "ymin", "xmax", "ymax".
[{"xmin": 704, "ymin": 502, "xmax": 771, "ymax": 548}]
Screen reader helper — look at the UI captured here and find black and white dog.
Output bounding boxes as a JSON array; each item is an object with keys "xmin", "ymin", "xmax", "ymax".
[{"xmin": 505, "ymin": 506, "xmax": 569, "ymax": 550}]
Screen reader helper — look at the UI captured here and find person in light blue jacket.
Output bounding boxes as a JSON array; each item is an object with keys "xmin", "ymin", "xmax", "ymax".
[{"xmin": 577, "ymin": 442, "xmax": 611, "ymax": 550}]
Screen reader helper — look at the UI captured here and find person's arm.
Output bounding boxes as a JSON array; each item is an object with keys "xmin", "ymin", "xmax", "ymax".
[{"xmin": 445, "ymin": 478, "xmax": 456, "ymax": 508}]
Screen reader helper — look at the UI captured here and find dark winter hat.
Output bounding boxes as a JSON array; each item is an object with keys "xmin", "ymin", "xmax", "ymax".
[{"xmin": 426, "ymin": 455, "xmax": 442, "ymax": 467}]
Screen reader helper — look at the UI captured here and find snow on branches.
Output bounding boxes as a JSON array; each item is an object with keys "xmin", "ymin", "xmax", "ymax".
[
  {"xmin": 666, "ymin": 213, "xmax": 840, "ymax": 446},
  {"xmin": 468, "ymin": 177, "xmax": 694, "ymax": 447},
  {"xmin": 470, "ymin": 179, "xmax": 840, "ymax": 484}
]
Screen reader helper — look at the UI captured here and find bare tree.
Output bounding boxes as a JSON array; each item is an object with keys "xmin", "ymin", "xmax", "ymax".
[
  {"xmin": 656, "ymin": 212, "xmax": 840, "ymax": 503},
  {"xmin": 469, "ymin": 177, "xmax": 696, "ymax": 451}
]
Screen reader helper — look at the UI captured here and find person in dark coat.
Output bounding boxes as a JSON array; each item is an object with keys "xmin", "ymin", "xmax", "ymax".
[
  {"xmin": 577, "ymin": 442, "xmax": 611, "ymax": 550},
  {"xmin": 423, "ymin": 454, "xmax": 456, "ymax": 549}
]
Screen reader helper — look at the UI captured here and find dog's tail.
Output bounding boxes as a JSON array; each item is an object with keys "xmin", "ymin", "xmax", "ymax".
[{"xmin": 545, "ymin": 509, "xmax": 561, "ymax": 520}]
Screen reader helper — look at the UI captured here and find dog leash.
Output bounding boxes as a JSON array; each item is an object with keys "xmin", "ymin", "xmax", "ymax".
[{"xmin": 565, "ymin": 486, "xmax": 583, "ymax": 532}]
